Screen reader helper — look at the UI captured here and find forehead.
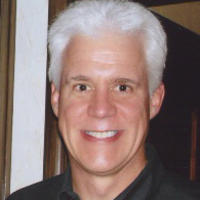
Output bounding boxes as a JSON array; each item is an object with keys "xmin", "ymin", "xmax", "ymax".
[
  {"xmin": 65, "ymin": 31, "xmax": 144, "ymax": 60},
  {"xmin": 61, "ymin": 31, "xmax": 147, "ymax": 81}
]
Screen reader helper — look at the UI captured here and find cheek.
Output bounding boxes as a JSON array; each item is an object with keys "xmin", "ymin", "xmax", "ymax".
[
  {"xmin": 58, "ymin": 97, "xmax": 88, "ymax": 125},
  {"xmin": 117, "ymin": 97, "xmax": 149, "ymax": 122},
  {"xmin": 58, "ymin": 99, "xmax": 88, "ymax": 145}
]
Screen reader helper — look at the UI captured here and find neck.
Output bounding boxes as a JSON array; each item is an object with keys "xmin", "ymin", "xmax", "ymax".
[{"xmin": 70, "ymin": 148, "xmax": 147, "ymax": 200}]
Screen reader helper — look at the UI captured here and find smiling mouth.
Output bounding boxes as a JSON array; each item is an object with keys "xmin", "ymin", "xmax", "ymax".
[{"xmin": 85, "ymin": 130, "xmax": 118, "ymax": 139}]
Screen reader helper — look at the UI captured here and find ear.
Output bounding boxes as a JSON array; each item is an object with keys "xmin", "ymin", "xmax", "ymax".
[
  {"xmin": 51, "ymin": 83, "xmax": 60, "ymax": 117},
  {"xmin": 150, "ymin": 83, "xmax": 165, "ymax": 119}
]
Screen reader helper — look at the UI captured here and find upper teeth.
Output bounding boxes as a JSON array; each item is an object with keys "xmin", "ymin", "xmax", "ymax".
[{"xmin": 85, "ymin": 130, "xmax": 118, "ymax": 139}]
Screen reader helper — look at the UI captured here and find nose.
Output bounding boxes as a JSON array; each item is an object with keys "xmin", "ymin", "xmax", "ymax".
[{"xmin": 88, "ymin": 89, "xmax": 116, "ymax": 119}]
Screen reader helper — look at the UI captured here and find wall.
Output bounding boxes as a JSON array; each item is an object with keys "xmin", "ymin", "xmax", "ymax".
[
  {"xmin": 151, "ymin": 2, "xmax": 200, "ymax": 35},
  {"xmin": 10, "ymin": 0, "xmax": 48, "ymax": 193}
]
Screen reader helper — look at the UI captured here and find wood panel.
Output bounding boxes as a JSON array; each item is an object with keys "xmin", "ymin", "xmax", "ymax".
[
  {"xmin": 190, "ymin": 110, "xmax": 198, "ymax": 180},
  {"xmin": 0, "ymin": 0, "xmax": 16, "ymax": 199},
  {"xmin": 43, "ymin": 0, "xmax": 68, "ymax": 180}
]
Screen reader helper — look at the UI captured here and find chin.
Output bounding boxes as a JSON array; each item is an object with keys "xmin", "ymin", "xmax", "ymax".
[{"xmin": 75, "ymin": 156, "xmax": 129, "ymax": 176}]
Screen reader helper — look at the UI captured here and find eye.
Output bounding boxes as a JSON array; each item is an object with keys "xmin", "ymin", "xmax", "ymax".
[
  {"xmin": 74, "ymin": 84, "xmax": 90, "ymax": 92},
  {"xmin": 116, "ymin": 84, "xmax": 131, "ymax": 92},
  {"xmin": 119, "ymin": 84, "xmax": 127, "ymax": 91}
]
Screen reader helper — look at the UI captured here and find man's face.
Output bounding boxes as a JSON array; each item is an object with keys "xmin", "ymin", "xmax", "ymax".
[{"xmin": 51, "ymin": 32, "xmax": 164, "ymax": 175}]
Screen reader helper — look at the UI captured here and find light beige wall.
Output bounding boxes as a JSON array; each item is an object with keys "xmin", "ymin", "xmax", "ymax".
[
  {"xmin": 151, "ymin": 2, "xmax": 200, "ymax": 35},
  {"xmin": 10, "ymin": 0, "xmax": 48, "ymax": 193}
]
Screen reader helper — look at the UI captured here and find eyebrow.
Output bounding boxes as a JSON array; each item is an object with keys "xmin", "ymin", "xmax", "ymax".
[
  {"xmin": 114, "ymin": 78, "xmax": 139, "ymax": 85},
  {"xmin": 70, "ymin": 75, "xmax": 90, "ymax": 81},
  {"xmin": 62, "ymin": 75, "xmax": 90, "ymax": 85},
  {"xmin": 64, "ymin": 75, "xmax": 139, "ymax": 85}
]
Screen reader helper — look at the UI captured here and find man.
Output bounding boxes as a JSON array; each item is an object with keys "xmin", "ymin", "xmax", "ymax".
[{"xmin": 7, "ymin": 0, "xmax": 200, "ymax": 199}]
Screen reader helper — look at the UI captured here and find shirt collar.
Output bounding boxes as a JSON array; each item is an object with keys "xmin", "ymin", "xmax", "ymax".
[
  {"xmin": 58, "ymin": 144, "xmax": 165, "ymax": 200},
  {"xmin": 114, "ymin": 144, "xmax": 165, "ymax": 200},
  {"xmin": 59, "ymin": 165, "xmax": 80, "ymax": 200}
]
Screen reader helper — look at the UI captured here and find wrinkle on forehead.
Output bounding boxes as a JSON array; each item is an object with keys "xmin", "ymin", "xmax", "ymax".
[{"xmin": 92, "ymin": 51, "xmax": 122, "ymax": 64}]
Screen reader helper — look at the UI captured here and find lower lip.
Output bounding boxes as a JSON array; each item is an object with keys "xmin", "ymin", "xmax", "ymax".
[{"xmin": 81, "ymin": 130, "xmax": 122, "ymax": 142}]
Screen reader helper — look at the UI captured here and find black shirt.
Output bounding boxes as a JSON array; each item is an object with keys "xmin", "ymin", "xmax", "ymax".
[{"xmin": 7, "ymin": 145, "xmax": 200, "ymax": 200}]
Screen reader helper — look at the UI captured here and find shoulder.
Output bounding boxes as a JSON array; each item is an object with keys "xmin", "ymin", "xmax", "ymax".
[
  {"xmin": 7, "ymin": 173, "xmax": 65, "ymax": 200},
  {"xmin": 154, "ymin": 171, "xmax": 200, "ymax": 200}
]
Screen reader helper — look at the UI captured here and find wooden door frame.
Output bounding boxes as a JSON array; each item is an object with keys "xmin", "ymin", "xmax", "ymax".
[
  {"xmin": 43, "ymin": 0, "xmax": 69, "ymax": 180},
  {"xmin": 0, "ymin": 0, "xmax": 16, "ymax": 199}
]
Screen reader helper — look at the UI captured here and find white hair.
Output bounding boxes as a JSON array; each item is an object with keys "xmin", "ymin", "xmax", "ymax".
[{"xmin": 48, "ymin": 0, "xmax": 167, "ymax": 94}]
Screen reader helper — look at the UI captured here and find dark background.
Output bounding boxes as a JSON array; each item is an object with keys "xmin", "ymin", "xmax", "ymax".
[{"xmin": 148, "ymin": 13, "xmax": 200, "ymax": 180}]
